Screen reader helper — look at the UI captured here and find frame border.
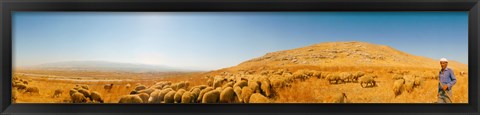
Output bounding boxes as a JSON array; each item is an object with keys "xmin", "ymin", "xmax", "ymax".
[{"xmin": 1, "ymin": 0, "xmax": 479, "ymax": 114}]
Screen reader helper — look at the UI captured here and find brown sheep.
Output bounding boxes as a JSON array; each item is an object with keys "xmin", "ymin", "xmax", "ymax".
[
  {"xmin": 164, "ymin": 91, "xmax": 176, "ymax": 103},
  {"xmin": 136, "ymin": 93, "xmax": 150, "ymax": 103},
  {"xmin": 71, "ymin": 92, "xmax": 87, "ymax": 103},
  {"xmin": 174, "ymin": 89, "xmax": 186, "ymax": 103},
  {"xmin": 359, "ymin": 75, "xmax": 376, "ymax": 88},
  {"xmin": 52, "ymin": 89, "xmax": 63, "ymax": 98},
  {"xmin": 25, "ymin": 86, "xmax": 39, "ymax": 95},
  {"xmin": 404, "ymin": 80, "xmax": 414, "ymax": 93},
  {"xmin": 81, "ymin": 85, "xmax": 89, "ymax": 90},
  {"xmin": 202, "ymin": 90, "xmax": 221, "ymax": 103},
  {"xmin": 118, "ymin": 95, "xmax": 143, "ymax": 103},
  {"xmin": 249, "ymin": 93, "xmax": 270, "ymax": 103},
  {"xmin": 190, "ymin": 88, "xmax": 201, "ymax": 102},
  {"xmin": 213, "ymin": 78, "xmax": 227, "ymax": 88},
  {"xmin": 393, "ymin": 79, "xmax": 405, "ymax": 97},
  {"xmin": 90, "ymin": 91, "xmax": 104, "ymax": 103},
  {"xmin": 233, "ymin": 86, "xmax": 243, "ymax": 102},
  {"xmin": 327, "ymin": 73, "xmax": 342, "ymax": 84},
  {"xmin": 241, "ymin": 87, "xmax": 254, "ymax": 103},
  {"xmin": 156, "ymin": 88, "xmax": 174, "ymax": 103},
  {"xmin": 77, "ymin": 88, "xmax": 91, "ymax": 100},
  {"xmin": 15, "ymin": 83, "xmax": 27, "ymax": 91},
  {"xmin": 233, "ymin": 80, "xmax": 248, "ymax": 88},
  {"xmin": 197, "ymin": 87, "xmax": 214, "ymax": 103},
  {"xmin": 69, "ymin": 89, "xmax": 78, "ymax": 96},
  {"xmin": 148, "ymin": 90, "xmax": 162, "ymax": 103},
  {"xmin": 104, "ymin": 84, "xmax": 114, "ymax": 92},
  {"xmin": 260, "ymin": 79, "xmax": 273, "ymax": 97},
  {"xmin": 219, "ymin": 87, "xmax": 235, "ymax": 103},
  {"xmin": 135, "ymin": 85, "xmax": 147, "ymax": 91},
  {"xmin": 248, "ymin": 81, "xmax": 261, "ymax": 93},
  {"xmin": 181, "ymin": 91, "xmax": 194, "ymax": 103},
  {"xmin": 413, "ymin": 77, "xmax": 424, "ymax": 88}
]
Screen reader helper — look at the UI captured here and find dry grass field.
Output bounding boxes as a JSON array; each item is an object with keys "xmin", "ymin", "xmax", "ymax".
[{"xmin": 12, "ymin": 41, "xmax": 468, "ymax": 103}]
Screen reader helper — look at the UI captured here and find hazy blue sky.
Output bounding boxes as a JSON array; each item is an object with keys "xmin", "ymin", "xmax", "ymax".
[{"xmin": 13, "ymin": 12, "xmax": 468, "ymax": 71}]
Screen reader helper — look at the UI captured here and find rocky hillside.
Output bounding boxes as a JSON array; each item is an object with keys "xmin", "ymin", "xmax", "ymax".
[{"xmin": 209, "ymin": 41, "xmax": 467, "ymax": 75}]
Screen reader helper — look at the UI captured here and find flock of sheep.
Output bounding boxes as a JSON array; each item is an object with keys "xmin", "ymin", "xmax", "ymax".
[
  {"xmin": 11, "ymin": 76, "xmax": 39, "ymax": 102},
  {"xmin": 13, "ymin": 68, "xmax": 458, "ymax": 103}
]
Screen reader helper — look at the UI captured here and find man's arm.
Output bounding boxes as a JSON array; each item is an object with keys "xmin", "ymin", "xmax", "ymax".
[{"xmin": 447, "ymin": 69, "xmax": 457, "ymax": 90}]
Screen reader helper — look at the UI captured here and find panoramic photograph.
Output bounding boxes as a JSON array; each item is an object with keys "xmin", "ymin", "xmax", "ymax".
[{"xmin": 12, "ymin": 12, "xmax": 468, "ymax": 103}]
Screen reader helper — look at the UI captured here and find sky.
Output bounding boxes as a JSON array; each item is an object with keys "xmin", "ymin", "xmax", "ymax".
[{"xmin": 13, "ymin": 12, "xmax": 468, "ymax": 71}]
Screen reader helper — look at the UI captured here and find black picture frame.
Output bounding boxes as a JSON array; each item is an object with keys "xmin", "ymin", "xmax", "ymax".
[{"xmin": 1, "ymin": 0, "xmax": 479, "ymax": 115}]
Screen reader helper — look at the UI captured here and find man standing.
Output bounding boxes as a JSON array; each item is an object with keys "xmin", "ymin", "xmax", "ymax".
[{"xmin": 438, "ymin": 58, "xmax": 457, "ymax": 103}]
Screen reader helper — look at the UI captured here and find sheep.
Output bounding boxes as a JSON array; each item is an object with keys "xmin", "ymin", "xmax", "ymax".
[
  {"xmin": 241, "ymin": 87, "xmax": 254, "ymax": 103},
  {"xmin": 135, "ymin": 93, "xmax": 150, "ymax": 103},
  {"xmin": 259, "ymin": 79, "xmax": 273, "ymax": 97},
  {"xmin": 233, "ymin": 86, "xmax": 243, "ymax": 102},
  {"xmin": 125, "ymin": 84, "xmax": 131, "ymax": 89},
  {"xmin": 393, "ymin": 79, "xmax": 405, "ymax": 97},
  {"xmin": 118, "ymin": 95, "xmax": 143, "ymax": 103},
  {"xmin": 359, "ymin": 75, "xmax": 376, "ymax": 88},
  {"xmin": 52, "ymin": 89, "xmax": 63, "ymax": 98},
  {"xmin": 327, "ymin": 73, "xmax": 342, "ymax": 84},
  {"xmin": 189, "ymin": 88, "xmax": 201, "ymax": 102},
  {"xmin": 136, "ymin": 88, "xmax": 156, "ymax": 95},
  {"xmin": 71, "ymin": 92, "xmax": 87, "ymax": 103},
  {"xmin": 339, "ymin": 72, "xmax": 353, "ymax": 83},
  {"xmin": 197, "ymin": 85, "xmax": 208, "ymax": 90},
  {"xmin": 69, "ymin": 89, "xmax": 78, "ymax": 96},
  {"xmin": 332, "ymin": 93, "xmax": 348, "ymax": 103},
  {"xmin": 22, "ymin": 81, "xmax": 29, "ymax": 85},
  {"xmin": 181, "ymin": 91, "xmax": 194, "ymax": 103},
  {"xmin": 197, "ymin": 87, "xmax": 214, "ymax": 103},
  {"xmin": 164, "ymin": 91, "xmax": 176, "ymax": 103},
  {"xmin": 404, "ymin": 79, "xmax": 414, "ymax": 93},
  {"xmin": 81, "ymin": 85, "xmax": 89, "ymax": 90},
  {"xmin": 156, "ymin": 88, "xmax": 174, "ymax": 103},
  {"xmin": 207, "ymin": 79, "xmax": 213, "ymax": 87},
  {"xmin": 15, "ymin": 83, "xmax": 27, "ymax": 91},
  {"xmin": 219, "ymin": 87, "xmax": 235, "ymax": 103},
  {"xmin": 104, "ymin": 84, "xmax": 114, "ymax": 92},
  {"xmin": 77, "ymin": 88, "xmax": 91, "ymax": 100},
  {"xmin": 25, "ymin": 86, "xmax": 39, "ymax": 95},
  {"xmin": 249, "ymin": 93, "xmax": 270, "ymax": 103},
  {"xmin": 248, "ymin": 81, "xmax": 261, "ymax": 93},
  {"xmin": 202, "ymin": 90, "xmax": 221, "ymax": 103},
  {"xmin": 147, "ymin": 90, "xmax": 162, "ymax": 103},
  {"xmin": 90, "ymin": 91, "xmax": 104, "ymax": 103},
  {"xmin": 413, "ymin": 77, "xmax": 424, "ymax": 88},
  {"xmin": 135, "ymin": 85, "xmax": 147, "ymax": 91},
  {"xmin": 174, "ymin": 89, "xmax": 186, "ymax": 103},
  {"xmin": 352, "ymin": 71, "xmax": 365, "ymax": 82},
  {"xmin": 222, "ymin": 82, "xmax": 235, "ymax": 89},
  {"xmin": 233, "ymin": 80, "xmax": 248, "ymax": 88},
  {"xmin": 213, "ymin": 78, "xmax": 227, "ymax": 88}
]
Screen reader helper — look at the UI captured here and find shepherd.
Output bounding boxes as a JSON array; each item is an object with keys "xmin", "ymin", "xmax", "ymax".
[{"xmin": 438, "ymin": 58, "xmax": 457, "ymax": 103}]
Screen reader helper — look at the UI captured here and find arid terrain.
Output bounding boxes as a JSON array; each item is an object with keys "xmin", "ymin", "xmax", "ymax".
[{"xmin": 12, "ymin": 41, "xmax": 468, "ymax": 103}]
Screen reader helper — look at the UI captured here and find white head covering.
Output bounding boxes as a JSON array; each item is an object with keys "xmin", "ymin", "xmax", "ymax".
[{"xmin": 440, "ymin": 58, "xmax": 448, "ymax": 62}]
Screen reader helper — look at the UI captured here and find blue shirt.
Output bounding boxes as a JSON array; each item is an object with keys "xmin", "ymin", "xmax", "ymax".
[{"xmin": 438, "ymin": 68, "xmax": 457, "ymax": 91}]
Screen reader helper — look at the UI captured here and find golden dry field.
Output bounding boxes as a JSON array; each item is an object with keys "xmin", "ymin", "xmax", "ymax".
[{"xmin": 12, "ymin": 41, "xmax": 468, "ymax": 103}]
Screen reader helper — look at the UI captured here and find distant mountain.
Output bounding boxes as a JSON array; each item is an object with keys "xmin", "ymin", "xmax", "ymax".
[{"xmin": 24, "ymin": 61, "xmax": 200, "ymax": 72}]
